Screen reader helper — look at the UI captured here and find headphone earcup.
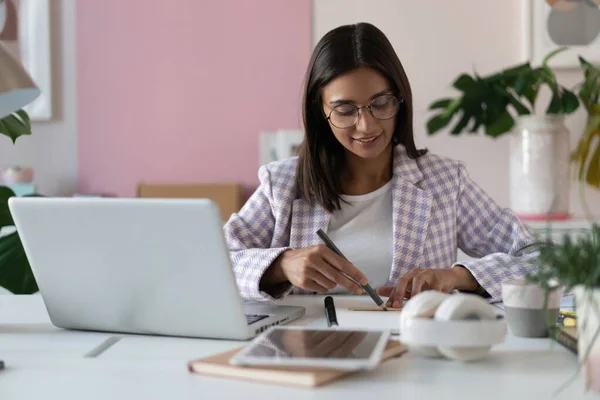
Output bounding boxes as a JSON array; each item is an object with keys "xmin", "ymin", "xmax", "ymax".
[
  {"xmin": 399, "ymin": 290, "xmax": 451, "ymax": 358},
  {"xmin": 433, "ymin": 294, "xmax": 497, "ymax": 361}
]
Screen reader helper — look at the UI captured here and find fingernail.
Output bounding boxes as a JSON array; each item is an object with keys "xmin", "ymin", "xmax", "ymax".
[
  {"xmin": 356, "ymin": 288, "xmax": 364, "ymax": 295},
  {"xmin": 393, "ymin": 301, "xmax": 401, "ymax": 308}
]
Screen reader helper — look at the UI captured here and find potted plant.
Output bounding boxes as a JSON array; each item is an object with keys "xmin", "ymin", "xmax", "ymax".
[
  {"xmin": 571, "ymin": 56, "xmax": 600, "ymax": 191},
  {"xmin": 426, "ymin": 47, "xmax": 580, "ymax": 221},
  {"xmin": 522, "ymin": 224, "xmax": 600, "ymax": 393},
  {"xmin": 0, "ymin": 109, "xmax": 39, "ymax": 294}
]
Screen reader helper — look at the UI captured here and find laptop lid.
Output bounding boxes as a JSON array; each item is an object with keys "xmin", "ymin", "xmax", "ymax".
[{"xmin": 8, "ymin": 197, "xmax": 254, "ymax": 339}]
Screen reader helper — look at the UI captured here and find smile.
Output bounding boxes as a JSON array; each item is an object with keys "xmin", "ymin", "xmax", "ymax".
[{"xmin": 353, "ymin": 134, "xmax": 381, "ymax": 143}]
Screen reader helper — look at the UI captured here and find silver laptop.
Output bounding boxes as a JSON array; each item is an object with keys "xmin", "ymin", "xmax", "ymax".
[{"xmin": 8, "ymin": 197, "xmax": 304, "ymax": 340}]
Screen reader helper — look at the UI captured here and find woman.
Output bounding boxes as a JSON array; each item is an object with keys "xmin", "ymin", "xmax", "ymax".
[{"xmin": 223, "ymin": 22, "xmax": 536, "ymax": 307}]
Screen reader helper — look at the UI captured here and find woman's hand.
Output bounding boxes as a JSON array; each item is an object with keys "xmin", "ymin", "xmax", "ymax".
[
  {"xmin": 261, "ymin": 245, "xmax": 368, "ymax": 294},
  {"xmin": 376, "ymin": 266, "xmax": 478, "ymax": 308}
]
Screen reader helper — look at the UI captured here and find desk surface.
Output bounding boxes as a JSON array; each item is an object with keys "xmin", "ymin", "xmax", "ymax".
[{"xmin": 0, "ymin": 295, "xmax": 594, "ymax": 399}]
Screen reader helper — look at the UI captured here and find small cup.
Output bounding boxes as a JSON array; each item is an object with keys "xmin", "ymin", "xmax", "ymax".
[{"xmin": 501, "ymin": 279, "xmax": 563, "ymax": 338}]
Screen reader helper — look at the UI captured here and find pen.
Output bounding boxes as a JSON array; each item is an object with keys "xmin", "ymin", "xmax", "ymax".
[
  {"xmin": 316, "ymin": 229, "xmax": 387, "ymax": 310},
  {"xmin": 324, "ymin": 296, "xmax": 338, "ymax": 327}
]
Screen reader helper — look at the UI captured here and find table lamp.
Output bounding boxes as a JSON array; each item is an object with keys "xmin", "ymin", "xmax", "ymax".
[
  {"xmin": 0, "ymin": 40, "xmax": 40, "ymax": 118},
  {"xmin": 0, "ymin": 23, "xmax": 41, "ymax": 370}
]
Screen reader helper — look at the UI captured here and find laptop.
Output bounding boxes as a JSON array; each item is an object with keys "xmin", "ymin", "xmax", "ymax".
[{"xmin": 8, "ymin": 197, "xmax": 305, "ymax": 340}]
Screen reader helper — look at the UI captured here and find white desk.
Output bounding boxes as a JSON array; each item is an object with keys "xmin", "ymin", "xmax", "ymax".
[{"xmin": 0, "ymin": 295, "xmax": 595, "ymax": 399}]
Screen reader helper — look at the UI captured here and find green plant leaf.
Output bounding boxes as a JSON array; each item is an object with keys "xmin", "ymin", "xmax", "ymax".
[
  {"xmin": 429, "ymin": 99, "xmax": 453, "ymax": 110},
  {"xmin": 0, "ymin": 113, "xmax": 33, "ymax": 143},
  {"xmin": 450, "ymin": 110, "xmax": 473, "ymax": 135},
  {"xmin": 453, "ymin": 74, "xmax": 477, "ymax": 92},
  {"xmin": 578, "ymin": 56, "xmax": 600, "ymax": 111},
  {"xmin": 0, "ymin": 231, "xmax": 38, "ymax": 294},
  {"xmin": 585, "ymin": 138, "xmax": 600, "ymax": 188},
  {"xmin": 494, "ymin": 86, "xmax": 531, "ymax": 115},
  {"xmin": 546, "ymin": 92, "xmax": 563, "ymax": 114},
  {"xmin": 426, "ymin": 98, "xmax": 461, "ymax": 134},
  {"xmin": 485, "ymin": 110, "xmax": 514, "ymax": 137},
  {"xmin": 562, "ymin": 89, "xmax": 580, "ymax": 114},
  {"xmin": 0, "ymin": 187, "xmax": 16, "ymax": 228},
  {"xmin": 427, "ymin": 113, "xmax": 453, "ymax": 134}
]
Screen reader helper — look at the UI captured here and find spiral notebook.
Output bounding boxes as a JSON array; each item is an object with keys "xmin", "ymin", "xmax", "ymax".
[
  {"xmin": 553, "ymin": 326, "xmax": 578, "ymax": 354},
  {"xmin": 187, "ymin": 340, "xmax": 407, "ymax": 387}
]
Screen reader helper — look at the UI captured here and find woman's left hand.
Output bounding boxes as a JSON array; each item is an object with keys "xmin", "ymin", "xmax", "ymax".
[{"xmin": 376, "ymin": 266, "xmax": 478, "ymax": 308}]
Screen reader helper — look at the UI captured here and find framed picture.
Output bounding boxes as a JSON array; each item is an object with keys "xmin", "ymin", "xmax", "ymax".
[
  {"xmin": 0, "ymin": 0, "xmax": 52, "ymax": 120},
  {"xmin": 259, "ymin": 130, "xmax": 304, "ymax": 166},
  {"xmin": 524, "ymin": 0, "xmax": 600, "ymax": 68}
]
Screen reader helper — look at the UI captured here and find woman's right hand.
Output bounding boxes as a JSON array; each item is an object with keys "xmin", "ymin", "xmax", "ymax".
[{"xmin": 263, "ymin": 245, "xmax": 368, "ymax": 294}]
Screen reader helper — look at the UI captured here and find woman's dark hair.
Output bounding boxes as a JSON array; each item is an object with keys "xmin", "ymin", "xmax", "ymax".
[{"xmin": 296, "ymin": 22, "xmax": 427, "ymax": 213}]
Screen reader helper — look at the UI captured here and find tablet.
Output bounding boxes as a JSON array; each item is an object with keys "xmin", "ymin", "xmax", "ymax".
[{"xmin": 229, "ymin": 326, "xmax": 391, "ymax": 370}]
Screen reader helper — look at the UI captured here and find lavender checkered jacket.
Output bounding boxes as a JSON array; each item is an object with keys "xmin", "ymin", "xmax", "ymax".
[{"xmin": 224, "ymin": 145, "xmax": 537, "ymax": 303}]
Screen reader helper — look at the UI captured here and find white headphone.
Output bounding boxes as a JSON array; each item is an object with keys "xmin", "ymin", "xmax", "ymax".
[{"xmin": 399, "ymin": 291, "xmax": 507, "ymax": 361}]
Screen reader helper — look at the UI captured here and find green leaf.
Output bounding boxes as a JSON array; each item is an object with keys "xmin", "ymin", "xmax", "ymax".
[
  {"xmin": 585, "ymin": 139, "xmax": 600, "ymax": 188},
  {"xmin": 561, "ymin": 89, "xmax": 580, "ymax": 114},
  {"xmin": 494, "ymin": 86, "xmax": 531, "ymax": 115},
  {"xmin": 427, "ymin": 113, "xmax": 453, "ymax": 134},
  {"xmin": 469, "ymin": 112, "xmax": 483, "ymax": 133},
  {"xmin": 0, "ymin": 112, "xmax": 33, "ymax": 143},
  {"xmin": 0, "ymin": 187, "xmax": 16, "ymax": 228},
  {"xmin": 485, "ymin": 110, "xmax": 514, "ymax": 138},
  {"xmin": 0, "ymin": 231, "xmax": 38, "ymax": 294},
  {"xmin": 426, "ymin": 98, "xmax": 461, "ymax": 134},
  {"xmin": 546, "ymin": 92, "xmax": 563, "ymax": 114},
  {"xmin": 429, "ymin": 99, "xmax": 453, "ymax": 110},
  {"xmin": 453, "ymin": 74, "xmax": 477, "ymax": 92},
  {"xmin": 450, "ymin": 110, "xmax": 473, "ymax": 135}
]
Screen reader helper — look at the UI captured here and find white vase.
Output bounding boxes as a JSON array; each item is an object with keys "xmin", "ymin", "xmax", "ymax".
[
  {"xmin": 509, "ymin": 115, "xmax": 570, "ymax": 221},
  {"xmin": 574, "ymin": 286, "xmax": 600, "ymax": 392}
]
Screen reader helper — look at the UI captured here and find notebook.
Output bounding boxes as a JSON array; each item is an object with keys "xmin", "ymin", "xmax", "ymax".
[
  {"xmin": 187, "ymin": 340, "xmax": 407, "ymax": 387},
  {"xmin": 553, "ymin": 326, "xmax": 578, "ymax": 354}
]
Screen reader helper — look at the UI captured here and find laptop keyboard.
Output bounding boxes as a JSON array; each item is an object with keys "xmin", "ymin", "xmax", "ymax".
[{"xmin": 245, "ymin": 314, "xmax": 269, "ymax": 325}]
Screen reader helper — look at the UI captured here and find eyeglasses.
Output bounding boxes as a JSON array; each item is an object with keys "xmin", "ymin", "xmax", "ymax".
[{"xmin": 325, "ymin": 94, "xmax": 402, "ymax": 129}]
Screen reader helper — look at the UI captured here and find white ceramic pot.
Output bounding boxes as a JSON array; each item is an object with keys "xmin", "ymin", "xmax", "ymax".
[
  {"xmin": 501, "ymin": 279, "xmax": 563, "ymax": 337},
  {"xmin": 574, "ymin": 286, "xmax": 600, "ymax": 392},
  {"xmin": 509, "ymin": 115, "xmax": 570, "ymax": 221}
]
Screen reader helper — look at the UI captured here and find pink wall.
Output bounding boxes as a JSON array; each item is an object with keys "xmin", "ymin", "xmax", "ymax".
[{"xmin": 76, "ymin": 0, "xmax": 311, "ymax": 197}]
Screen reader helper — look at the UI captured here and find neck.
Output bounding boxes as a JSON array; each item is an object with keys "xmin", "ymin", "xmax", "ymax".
[{"xmin": 342, "ymin": 144, "xmax": 393, "ymax": 195}]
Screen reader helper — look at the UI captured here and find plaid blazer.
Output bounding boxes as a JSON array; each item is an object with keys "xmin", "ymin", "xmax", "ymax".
[{"xmin": 223, "ymin": 145, "xmax": 537, "ymax": 303}]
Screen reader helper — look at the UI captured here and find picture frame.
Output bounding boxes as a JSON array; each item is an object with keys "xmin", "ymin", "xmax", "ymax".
[
  {"xmin": 259, "ymin": 130, "xmax": 304, "ymax": 166},
  {"xmin": 0, "ymin": 0, "xmax": 52, "ymax": 120},
  {"xmin": 523, "ymin": 0, "xmax": 600, "ymax": 68}
]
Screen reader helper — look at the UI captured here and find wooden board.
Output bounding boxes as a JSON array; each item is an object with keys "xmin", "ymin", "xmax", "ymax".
[{"xmin": 188, "ymin": 340, "xmax": 407, "ymax": 388}]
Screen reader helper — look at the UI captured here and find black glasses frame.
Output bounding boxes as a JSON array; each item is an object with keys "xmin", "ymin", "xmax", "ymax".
[{"xmin": 325, "ymin": 94, "xmax": 403, "ymax": 129}]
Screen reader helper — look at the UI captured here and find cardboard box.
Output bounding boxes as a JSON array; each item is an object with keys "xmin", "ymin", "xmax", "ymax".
[{"xmin": 137, "ymin": 182, "xmax": 242, "ymax": 221}]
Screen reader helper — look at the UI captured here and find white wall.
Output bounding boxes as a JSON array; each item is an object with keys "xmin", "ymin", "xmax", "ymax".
[
  {"xmin": 0, "ymin": 0, "xmax": 77, "ymax": 197},
  {"xmin": 314, "ymin": 0, "xmax": 600, "ymax": 218}
]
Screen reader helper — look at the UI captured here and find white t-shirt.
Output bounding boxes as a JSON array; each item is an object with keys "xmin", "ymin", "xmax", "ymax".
[{"xmin": 326, "ymin": 180, "xmax": 394, "ymax": 293}]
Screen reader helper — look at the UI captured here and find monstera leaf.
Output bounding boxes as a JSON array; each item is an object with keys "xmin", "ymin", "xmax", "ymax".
[{"xmin": 0, "ymin": 187, "xmax": 38, "ymax": 294}]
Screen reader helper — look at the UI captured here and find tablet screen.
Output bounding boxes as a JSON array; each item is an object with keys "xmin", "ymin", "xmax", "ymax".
[{"xmin": 244, "ymin": 328, "xmax": 385, "ymax": 360}]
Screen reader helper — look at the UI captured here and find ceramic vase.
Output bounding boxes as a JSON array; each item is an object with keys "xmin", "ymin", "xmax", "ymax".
[
  {"xmin": 509, "ymin": 115, "xmax": 570, "ymax": 221},
  {"xmin": 501, "ymin": 279, "xmax": 563, "ymax": 337}
]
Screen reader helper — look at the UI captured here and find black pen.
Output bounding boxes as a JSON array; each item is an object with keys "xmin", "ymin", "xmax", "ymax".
[
  {"xmin": 324, "ymin": 296, "xmax": 338, "ymax": 327},
  {"xmin": 316, "ymin": 229, "xmax": 387, "ymax": 310}
]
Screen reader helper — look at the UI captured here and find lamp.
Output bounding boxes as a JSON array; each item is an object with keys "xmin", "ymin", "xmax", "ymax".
[
  {"xmin": 0, "ymin": 0, "xmax": 40, "ymax": 118},
  {"xmin": 0, "ymin": 39, "xmax": 40, "ymax": 118}
]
